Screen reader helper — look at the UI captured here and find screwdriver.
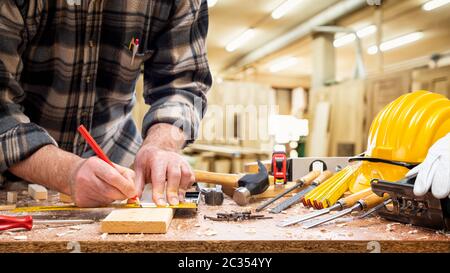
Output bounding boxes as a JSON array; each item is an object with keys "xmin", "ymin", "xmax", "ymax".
[
  {"xmin": 0, "ymin": 215, "xmax": 94, "ymax": 231},
  {"xmin": 255, "ymin": 170, "xmax": 321, "ymax": 212},
  {"xmin": 77, "ymin": 125, "xmax": 140, "ymax": 206},
  {"xmin": 278, "ymin": 187, "xmax": 372, "ymax": 227},
  {"xmin": 302, "ymin": 192, "xmax": 390, "ymax": 229}
]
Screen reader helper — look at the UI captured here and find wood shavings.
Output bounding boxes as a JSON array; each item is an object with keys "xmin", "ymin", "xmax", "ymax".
[
  {"xmin": 347, "ymin": 232, "xmax": 353, "ymax": 237},
  {"xmin": 386, "ymin": 223, "xmax": 400, "ymax": 232},
  {"xmin": 336, "ymin": 223, "xmax": 347, "ymax": 228},
  {"xmin": 13, "ymin": 235, "xmax": 27, "ymax": 240},
  {"xmin": 245, "ymin": 228, "xmax": 256, "ymax": 234},
  {"xmin": 69, "ymin": 226, "xmax": 82, "ymax": 230},
  {"xmin": 281, "ymin": 210, "xmax": 287, "ymax": 214},
  {"xmin": 56, "ymin": 230, "xmax": 75, "ymax": 237},
  {"xmin": 408, "ymin": 230, "xmax": 418, "ymax": 234},
  {"xmin": 100, "ymin": 233, "xmax": 108, "ymax": 240},
  {"xmin": 320, "ymin": 229, "xmax": 327, "ymax": 233},
  {"xmin": 204, "ymin": 228, "xmax": 217, "ymax": 236},
  {"xmin": 194, "ymin": 223, "xmax": 201, "ymax": 227}
]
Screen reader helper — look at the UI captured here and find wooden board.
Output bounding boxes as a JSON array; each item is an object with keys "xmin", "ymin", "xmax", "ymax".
[
  {"xmin": 28, "ymin": 184, "xmax": 48, "ymax": 200},
  {"xmin": 59, "ymin": 193, "xmax": 73, "ymax": 203},
  {"xmin": 7, "ymin": 192, "xmax": 17, "ymax": 204},
  {"xmin": 101, "ymin": 208, "xmax": 174, "ymax": 234}
]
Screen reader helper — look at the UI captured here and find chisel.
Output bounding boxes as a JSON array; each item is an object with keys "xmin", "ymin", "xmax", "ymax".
[
  {"xmin": 269, "ymin": 170, "xmax": 333, "ymax": 214},
  {"xmin": 278, "ymin": 187, "xmax": 372, "ymax": 227},
  {"xmin": 302, "ymin": 192, "xmax": 390, "ymax": 229},
  {"xmin": 255, "ymin": 170, "xmax": 321, "ymax": 212}
]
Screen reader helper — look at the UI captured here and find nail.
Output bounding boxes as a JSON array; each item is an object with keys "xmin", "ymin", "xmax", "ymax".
[
  {"xmin": 170, "ymin": 197, "xmax": 179, "ymax": 205},
  {"xmin": 157, "ymin": 198, "xmax": 167, "ymax": 206},
  {"xmin": 178, "ymin": 193, "xmax": 185, "ymax": 202}
]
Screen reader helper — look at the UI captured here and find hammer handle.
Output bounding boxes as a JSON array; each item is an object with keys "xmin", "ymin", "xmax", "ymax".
[{"xmin": 193, "ymin": 170, "xmax": 240, "ymax": 188}]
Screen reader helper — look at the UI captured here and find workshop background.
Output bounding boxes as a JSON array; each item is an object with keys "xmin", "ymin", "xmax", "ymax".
[{"xmin": 132, "ymin": 0, "xmax": 450, "ymax": 173}]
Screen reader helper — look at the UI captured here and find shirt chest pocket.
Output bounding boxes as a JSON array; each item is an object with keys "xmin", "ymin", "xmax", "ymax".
[{"xmin": 116, "ymin": 45, "xmax": 154, "ymax": 80}]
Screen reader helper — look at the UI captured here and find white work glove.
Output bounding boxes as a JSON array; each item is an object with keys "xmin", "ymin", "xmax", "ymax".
[{"xmin": 406, "ymin": 133, "xmax": 450, "ymax": 199}]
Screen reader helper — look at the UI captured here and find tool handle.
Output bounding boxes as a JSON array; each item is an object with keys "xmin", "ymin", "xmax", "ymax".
[
  {"xmin": 77, "ymin": 125, "xmax": 114, "ymax": 167},
  {"xmin": 194, "ymin": 170, "xmax": 240, "ymax": 188},
  {"xmin": 299, "ymin": 170, "xmax": 321, "ymax": 185},
  {"xmin": 340, "ymin": 188, "xmax": 373, "ymax": 207},
  {"xmin": 311, "ymin": 170, "xmax": 333, "ymax": 185},
  {"xmin": 360, "ymin": 192, "xmax": 389, "ymax": 210},
  {"xmin": 0, "ymin": 215, "xmax": 33, "ymax": 231}
]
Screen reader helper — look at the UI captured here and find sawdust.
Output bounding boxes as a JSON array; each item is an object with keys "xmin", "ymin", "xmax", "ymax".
[
  {"xmin": 281, "ymin": 210, "xmax": 287, "ymax": 214},
  {"xmin": 194, "ymin": 223, "xmax": 201, "ymax": 227},
  {"xmin": 100, "ymin": 233, "xmax": 108, "ymax": 240},
  {"xmin": 408, "ymin": 230, "xmax": 418, "ymax": 234},
  {"xmin": 336, "ymin": 223, "xmax": 347, "ymax": 228},
  {"xmin": 13, "ymin": 235, "xmax": 27, "ymax": 240}
]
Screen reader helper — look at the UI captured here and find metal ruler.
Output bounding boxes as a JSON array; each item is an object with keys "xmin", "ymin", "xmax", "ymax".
[{"xmin": 6, "ymin": 191, "xmax": 201, "ymax": 213}]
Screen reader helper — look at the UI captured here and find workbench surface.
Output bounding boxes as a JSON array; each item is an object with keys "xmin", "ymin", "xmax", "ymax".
[{"xmin": 0, "ymin": 189, "xmax": 449, "ymax": 253}]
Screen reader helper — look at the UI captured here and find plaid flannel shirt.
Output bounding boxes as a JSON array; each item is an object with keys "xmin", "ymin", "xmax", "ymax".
[{"xmin": 0, "ymin": 0, "xmax": 211, "ymax": 185}]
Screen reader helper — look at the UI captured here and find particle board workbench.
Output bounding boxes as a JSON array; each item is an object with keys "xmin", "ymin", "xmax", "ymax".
[{"xmin": 0, "ymin": 190, "xmax": 449, "ymax": 253}]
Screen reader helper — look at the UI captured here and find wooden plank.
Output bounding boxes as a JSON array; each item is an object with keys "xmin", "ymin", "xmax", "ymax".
[
  {"xmin": 7, "ymin": 192, "xmax": 17, "ymax": 204},
  {"xmin": 100, "ymin": 208, "xmax": 173, "ymax": 234},
  {"xmin": 0, "ymin": 204, "xmax": 16, "ymax": 211},
  {"xmin": 59, "ymin": 193, "xmax": 73, "ymax": 203},
  {"xmin": 28, "ymin": 184, "xmax": 48, "ymax": 200}
]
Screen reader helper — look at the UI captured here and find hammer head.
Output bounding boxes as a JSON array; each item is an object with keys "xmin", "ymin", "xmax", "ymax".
[{"xmin": 233, "ymin": 160, "xmax": 270, "ymax": 206}]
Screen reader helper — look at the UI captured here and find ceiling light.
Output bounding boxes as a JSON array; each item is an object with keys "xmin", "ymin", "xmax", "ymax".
[
  {"xmin": 207, "ymin": 0, "xmax": 218, "ymax": 8},
  {"xmin": 423, "ymin": 0, "xmax": 450, "ymax": 11},
  {"xmin": 333, "ymin": 25, "xmax": 377, "ymax": 48},
  {"xmin": 356, "ymin": 25, "xmax": 377, "ymax": 38},
  {"xmin": 271, "ymin": 0, "xmax": 301, "ymax": 20},
  {"xmin": 333, "ymin": 33, "xmax": 356, "ymax": 48},
  {"xmin": 268, "ymin": 57, "xmax": 299, "ymax": 73},
  {"xmin": 225, "ymin": 29, "xmax": 255, "ymax": 52},
  {"xmin": 367, "ymin": 32, "xmax": 424, "ymax": 55}
]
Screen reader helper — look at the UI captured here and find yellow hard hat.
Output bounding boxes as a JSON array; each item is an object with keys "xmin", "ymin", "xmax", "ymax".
[{"xmin": 304, "ymin": 91, "xmax": 450, "ymax": 208}]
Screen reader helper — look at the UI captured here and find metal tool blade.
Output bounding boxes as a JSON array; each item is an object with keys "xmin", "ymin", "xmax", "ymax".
[
  {"xmin": 256, "ymin": 182, "xmax": 303, "ymax": 212},
  {"xmin": 34, "ymin": 219, "xmax": 94, "ymax": 225},
  {"xmin": 277, "ymin": 203, "xmax": 341, "ymax": 227},
  {"xmin": 270, "ymin": 185, "xmax": 315, "ymax": 214},
  {"xmin": 302, "ymin": 204, "xmax": 361, "ymax": 229},
  {"xmin": 357, "ymin": 199, "xmax": 392, "ymax": 219}
]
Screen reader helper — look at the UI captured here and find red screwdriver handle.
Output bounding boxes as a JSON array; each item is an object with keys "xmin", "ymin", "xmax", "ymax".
[{"xmin": 0, "ymin": 215, "xmax": 33, "ymax": 231}]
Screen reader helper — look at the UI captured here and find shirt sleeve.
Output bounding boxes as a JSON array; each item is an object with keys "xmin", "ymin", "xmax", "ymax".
[
  {"xmin": 142, "ymin": 0, "xmax": 212, "ymax": 145},
  {"xmin": 0, "ymin": 0, "xmax": 57, "ymax": 178}
]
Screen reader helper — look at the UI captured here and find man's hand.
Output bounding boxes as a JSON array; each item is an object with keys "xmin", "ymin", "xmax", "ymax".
[
  {"xmin": 134, "ymin": 123, "xmax": 194, "ymax": 206},
  {"xmin": 69, "ymin": 157, "xmax": 137, "ymax": 207},
  {"xmin": 407, "ymin": 133, "xmax": 450, "ymax": 199},
  {"xmin": 9, "ymin": 145, "xmax": 137, "ymax": 208}
]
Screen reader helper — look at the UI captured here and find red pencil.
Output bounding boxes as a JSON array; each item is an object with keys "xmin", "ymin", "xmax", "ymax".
[{"xmin": 77, "ymin": 125, "xmax": 140, "ymax": 205}]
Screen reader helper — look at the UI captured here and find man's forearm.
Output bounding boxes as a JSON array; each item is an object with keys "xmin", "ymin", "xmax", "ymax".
[
  {"xmin": 143, "ymin": 123, "xmax": 186, "ymax": 151},
  {"xmin": 8, "ymin": 144, "xmax": 84, "ymax": 195}
]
